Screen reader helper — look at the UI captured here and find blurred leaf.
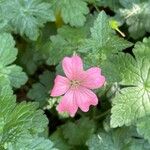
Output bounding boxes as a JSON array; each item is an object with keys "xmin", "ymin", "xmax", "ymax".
[
  {"xmin": 50, "ymin": 128, "xmax": 71, "ymax": 150},
  {"xmin": 136, "ymin": 116, "xmax": 150, "ymax": 142},
  {"xmin": 19, "ymin": 46, "xmax": 43, "ymax": 75},
  {"xmin": 97, "ymin": 0, "xmax": 121, "ymax": 11},
  {"xmin": 62, "ymin": 117, "xmax": 96, "ymax": 146},
  {"xmin": 18, "ymin": 24, "xmax": 55, "ymax": 75},
  {"xmin": 27, "ymin": 71, "xmax": 55, "ymax": 107},
  {"xmin": 52, "ymin": 0, "xmax": 89, "ymax": 27},
  {"xmin": 87, "ymin": 128, "xmax": 150, "ymax": 150},
  {"xmin": 8, "ymin": 134, "xmax": 57, "ymax": 150},
  {"xmin": 0, "ymin": 33, "xmax": 27, "ymax": 88}
]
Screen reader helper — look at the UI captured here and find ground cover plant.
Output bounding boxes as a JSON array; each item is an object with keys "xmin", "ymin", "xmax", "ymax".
[{"xmin": 0, "ymin": 0, "xmax": 150, "ymax": 149}]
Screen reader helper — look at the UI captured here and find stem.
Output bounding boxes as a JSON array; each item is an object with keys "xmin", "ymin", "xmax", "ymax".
[
  {"xmin": 78, "ymin": 111, "xmax": 85, "ymax": 117},
  {"xmin": 94, "ymin": 109, "xmax": 111, "ymax": 120},
  {"xmin": 92, "ymin": 107, "xmax": 97, "ymax": 118},
  {"xmin": 116, "ymin": 28, "xmax": 125, "ymax": 37},
  {"xmin": 73, "ymin": 51, "xmax": 77, "ymax": 56},
  {"xmin": 93, "ymin": 3, "xmax": 100, "ymax": 12},
  {"xmin": 104, "ymin": 85, "xmax": 112, "ymax": 97}
]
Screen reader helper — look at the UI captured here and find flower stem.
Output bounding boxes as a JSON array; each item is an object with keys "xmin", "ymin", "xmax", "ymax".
[
  {"xmin": 94, "ymin": 3, "xmax": 100, "ymax": 12},
  {"xmin": 94, "ymin": 109, "xmax": 111, "ymax": 120}
]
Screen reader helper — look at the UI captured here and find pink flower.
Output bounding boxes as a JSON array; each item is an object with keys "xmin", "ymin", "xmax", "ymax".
[{"xmin": 51, "ymin": 55, "xmax": 105, "ymax": 117}]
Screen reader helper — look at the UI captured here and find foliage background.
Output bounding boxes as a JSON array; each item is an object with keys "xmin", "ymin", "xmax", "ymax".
[{"xmin": 0, "ymin": 0, "xmax": 150, "ymax": 149}]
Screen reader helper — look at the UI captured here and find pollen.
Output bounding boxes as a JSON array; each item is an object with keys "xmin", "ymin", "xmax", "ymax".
[{"xmin": 70, "ymin": 80, "xmax": 80, "ymax": 88}]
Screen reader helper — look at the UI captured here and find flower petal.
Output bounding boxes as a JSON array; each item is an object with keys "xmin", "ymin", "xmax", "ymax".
[
  {"xmin": 62, "ymin": 55, "xmax": 83, "ymax": 80},
  {"xmin": 75, "ymin": 87, "xmax": 98, "ymax": 112},
  {"xmin": 82, "ymin": 67, "xmax": 105, "ymax": 89},
  {"xmin": 57, "ymin": 89, "xmax": 78, "ymax": 117},
  {"xmin": 51, "ymin": 75, "xmax": 70, "ymax": 97}
]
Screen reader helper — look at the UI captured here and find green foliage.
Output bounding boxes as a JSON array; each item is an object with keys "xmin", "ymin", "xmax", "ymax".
[
  {"xmin": 47, "ymin": 24, "xmax": 91, "ymax": 65},
  {"xmin": 97, "ymin": 0, "xmax": 121, "ymax": 11},
  {"xmin": 18, "ymin": 23, "xmax": 56, "ymax": 75},
  {"xmin": 0, "ymin": 0, "xmax": 55, "ymax": 40},
  {"xmin": 0, "ymin": 33, "xmax": 27, "ymax": 88},
  {"xmin": 119, "ymin": 0, "xmax": 150, "ymax": 39},
  {"xmin": 0, "ymin": 77, "xmax": 56, "ymax": 149},
  {"xmin": 136, "ymin": 116, "xmax": 150, "ymax": 143},
  {"xmin": 61, "ymin": 117, "xmax": 96, "ymax": 146},
  {"xmin": 87, "ymin": 128, "xmax": 150, "ymax": 150},
  {"xmin": 27, "ymin": 71, "xmax": 55, "ymax": 107},
  {"xmin": 87, "ymin": 128, "xmax": 129, "ymax": 150},
  {"xmin": 19, "ymin": 46, "xmax": 44, "ymax": 75},
  {"xmin": 81, "ymin": 11, "xmax": 132, "ymax": 66},
  {"xmin": 0, "ymin": 0, "xmax": 150, "ymax": 149},
  {"xmin": 50, "ymin": 128, "xmax": 71, "ymax": 150},
  {"xmin": 8, "ymin": 135, "xmax": 57, "ymax": 150},
  {"xmin": 52, "ymin": 0, "xmax": 89, "ymax": 27},
  {"xmin": 110, "ymin": 38, "xmax": 150, "ymax": 127}
]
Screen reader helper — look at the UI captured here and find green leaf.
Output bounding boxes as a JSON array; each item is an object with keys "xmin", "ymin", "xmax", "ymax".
[
  {"xmin": 119, "ymin": 0, "xmax": 142, "ymax": 8},
  {"xmin": 0, "ymin": 33, "xmax": 17, "ymax": 66},
  {"xmin": 19, "ymin": 47, "xmax": 43, "ymax": 75},
  {"xmin": 0, "ymin": 102, "xmax": 48, "ymax": 144},
  {"xmin": 62, "ymin": 117, "xmax": 96, "ymax": 146},
  {"xmin": 102, "ymin": 53, "xmax": 140, "ymax": 84},
  {"xmin": 47, "ymin": 35, "xmax": 73, "ymax": 65},
  {"xmin": 97, "ymin": 0, "xmax": 121, "ymax": 11},
  {"xmin": 1, "ymin": 0, "xmax": 55, "ymax": 40},
  {"xmin": 0, "ymin": 33, "xmax": 27, "ymax": 88},
  {"xmin": 119, "ymin": 0, "xmax": 150, "ymax": 39},
  {"xmin": 86, "ymin": 127, "xmax": 150, "ymax": 150},
  {"xmin": 50, "ymin": 128, "xmax": 71, "ymax": 150},
  {"xmin": 110, "ymin": 37, "xmax": 150, "ymax": 127},
  {"xmin": 86, "ymin": 128, "xmax": 132, "ymax": 150},
  {"xmin": 0, "ymin": 77, "xmax": 16, "ymax": 125},
  {"xmin": 126, "ymin": 138, "xmax": 150, "ymax": 150},
  {"xmin": 53, "ymin": 0, "xmax": 89, "ymax": 27},
  {"xmin": 47, "ymin": 25, "xmax": 89, "ymax": 65},
  {"xmin": 0, "ymin": 78, "xmax": 56, "ymax": 149},
  {"xmin": 83, "ymin": 11, "xmax": 132, "ymax": 51},
  {"xmin": 27, "ymin": 71, "xmax": 55, "ymax": 107},
  {"xmin": 81, "ymin": 11, "xmax": 132, "ymax": 66},
  {"xmin": 136, "ymin": 116, "xmax": 150, "ymax": 142},
  {"xmin": 6, "ymin": 65, "xmax": 28, "ymax": 88},
  {"xmin": 111, "ymin": 87, "xmax": 150, "ymax": 127},
  {"xmin": 18, "ymin": 23, "xmax": 57, "ymax": 75},
  {"xmin": 8, "ymin": 134, "xmax": 57, "ymax": 150},
  {"xmin": 0, "ymin": 6, "xmax": 12, "ymax": 33}
]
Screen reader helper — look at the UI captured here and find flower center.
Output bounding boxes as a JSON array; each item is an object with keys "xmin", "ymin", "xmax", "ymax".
[{"xmin": 70, "ymin": 80, "xmax": 80, "ymax": 88}]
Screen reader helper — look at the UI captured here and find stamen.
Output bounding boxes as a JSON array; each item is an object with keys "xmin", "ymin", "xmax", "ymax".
[{"xmin": 70, "ymin": 80, "xmax": 80, "ymax": 88}]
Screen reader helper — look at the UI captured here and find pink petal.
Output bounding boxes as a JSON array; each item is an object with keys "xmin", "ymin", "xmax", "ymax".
[
  {"xmin": 82, "ymin": 67, "xmax": 105, "ymax": 89},
  {"xmin": 75, "ymin": 87, "xmax": 98, "ymax": 112},
  {"xmin": 51, "ymin": 75, "xmax": 70, "ymax": 97},
  {"xmin": 57, "ymin": 89, "xmax": 78, "ymax": 117},
  {"xmin": 62, "ymin": 55, "xmax": 84, "ymax": 80}
]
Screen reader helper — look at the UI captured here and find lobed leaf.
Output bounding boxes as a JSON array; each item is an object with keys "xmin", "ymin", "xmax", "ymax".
[
  {"xmin": 52, "ymin": 0, "xmax": 89, "ymax": 27},
  {"xmin": 0, "ymin": 0, "xmax": 55, "ymax": 40},
  {"xmin": 119, "ymin": 0, "xmax": 150, "ymax": 39},
  {"xmin": 0, "ymin": 33, "xmax": 27, "ymax": 88},
  {"xmin": 110, "ymin": 38, "xmax": 150, "ymax": 127},
  {"xmin": 61, "ymin": 117, "xmax": 96, "ymax": 146}
]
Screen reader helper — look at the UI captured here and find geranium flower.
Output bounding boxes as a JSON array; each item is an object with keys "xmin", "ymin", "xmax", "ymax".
[{"xmin": 51, "ymin": 55, "xmax": 105, "ymax": 117}]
